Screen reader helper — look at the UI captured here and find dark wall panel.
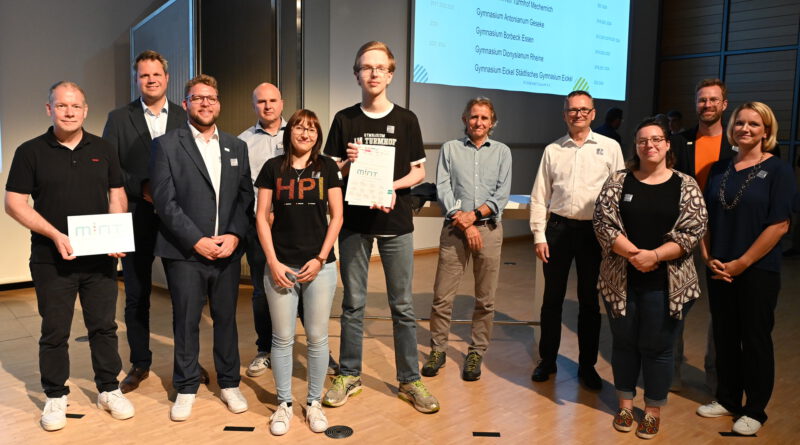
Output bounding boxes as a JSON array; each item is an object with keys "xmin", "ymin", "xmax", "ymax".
[
  {"xmin": 661, "ymin": 0, "xmax": 724, "ymax": 56},
  {"xmin": 658, "ymin": 57, "xmax": 720, "ymax": 127},
  {"xmin": 728, "ymin": 0, "xmax": 800, "ymax": 51},
  {"xmin": 199, "ymin": 0, "xmax": 276, "ymax": 135}
]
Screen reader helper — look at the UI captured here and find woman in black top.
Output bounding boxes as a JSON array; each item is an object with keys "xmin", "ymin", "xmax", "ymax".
[
  {"xmin": 255, "ymin": 109, "xmax": 343, "ymax": 435},
  {"xmin": 594, "ymin": 118, "xmax": 707, "ymax": 439},
  {"xmin": 697, "ymin": 102, "xmax": 795, "ymax": 436}
]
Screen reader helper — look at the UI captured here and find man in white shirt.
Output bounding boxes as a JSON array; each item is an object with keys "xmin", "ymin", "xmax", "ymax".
[{"xmin": 529, "ymin": 90, "xmax": 624, "ymax": 390}]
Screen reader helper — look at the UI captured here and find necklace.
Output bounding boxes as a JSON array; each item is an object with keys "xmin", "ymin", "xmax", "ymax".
[
  {"xmin": 718, "ymin": 153, "xmax": 766, "ymax": 210},
  {"xmin": 293, "ymin": 165, "xmax": 308, "ymax": 182}
]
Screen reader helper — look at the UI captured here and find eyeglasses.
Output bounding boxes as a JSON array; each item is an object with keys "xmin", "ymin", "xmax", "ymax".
[
  {"xmin": 53, "ymin": 104, "xmax": 85, "ymax": 112},
  {"xmin": 697, "ymin": 97, "xmax": 722, "ymax": 105},
  {"xmin": 565, "ymin": 107, "xmax": 594, "ymax": 116},
  {"xmin": 358, "ymin": 65, "xmax": 390, "ymax": 76},
  {"xmin": 292, "ymin": 125, "xmax": 317, "ymax": 135},
  {"xmin": 186, "ymin": 95, "xmax": 219, "ymax": 105},
  {"xmin": 636, "ymin": 136, "xmax": 667, "ymax": 147}
]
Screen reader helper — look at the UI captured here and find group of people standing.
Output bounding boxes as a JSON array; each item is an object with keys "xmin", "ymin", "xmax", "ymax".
[
  {"xmin": 3, "ymin": 38, "xmax": 794, "ymax": 440},
  {"xmin": 529, "ymin": 78, "xmax": 794, "ymax": 439}
]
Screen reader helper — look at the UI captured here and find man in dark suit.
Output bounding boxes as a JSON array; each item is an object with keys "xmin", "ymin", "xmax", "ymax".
[
  {"xmin": 149, "ymin": 74, "xmax": 254, "ymax": 421},
  {"xmin": 102, "ymin": 50, "xmax": 188, "ymax": 393},
  {"xmin": 670, "ymin": 78, "xmax": 736, "ymax": 395}
]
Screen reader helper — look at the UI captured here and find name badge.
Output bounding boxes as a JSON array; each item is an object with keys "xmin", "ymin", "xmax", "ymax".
[
  {"xmin": 224, "ymin": 147, "xmax": 230, "ymax": 152},
  {"xmin": 387, "ymin": 125, "xmax": 395, "ymax": 134},
  {"xmin": 596, "ymin": 148, "xmax": 604, "ymax": 155},
  {"xmin": 757, "ymin": 170, "xmax": 768, "ymax": 179},
  {"xmin": 623, "ymin": 194, "xmax": 633, "ymax": 202},
  {"xmin": 732, "ymin": 146, "xmax": 739, "ymax": 152},
  {"xmin": 230, "ymin": 158, "xmax": 238, "ymax": 167},
  {"xmin": 312, "ymin": 171, "xmax": 321, "ymax": 179}
]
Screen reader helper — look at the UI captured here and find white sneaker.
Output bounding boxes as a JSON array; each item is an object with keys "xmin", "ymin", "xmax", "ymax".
[
  {"xmin": 305, "ymin": 400, "xmax": 328, "ymax": 433},
  {"xmin": 41, "ymin": 395, "xmax": 68, "ymax": 431},
  {"xmin": 246, "ymin": 352, "xmax": 271, "ymax": 377},
  {"xmin": 170, "ymin": 393, "xmax": 196, "ymax": 421},
  {"xmin": 97, "ymin": 389, "xmax": 135, "ymax": 420},
  {"xmin": 733, "ymin": 415, "xmax": 762, "ymax": 435},
  {"xmin": 220, "ymin": 387, "xmax": 248, "ymax": 414},
  {"xmin": 269, "ymin": 402, "xmax": 293, "ymax": 436},
  {"xmin": 696, "ymin": 401, "xmax": 733, "ymax": 418}
]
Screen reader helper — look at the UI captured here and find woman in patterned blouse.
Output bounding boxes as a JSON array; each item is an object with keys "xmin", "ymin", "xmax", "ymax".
[{"xmin": 593, "ymin": 117, "xmax": 707, "ymax": 439}]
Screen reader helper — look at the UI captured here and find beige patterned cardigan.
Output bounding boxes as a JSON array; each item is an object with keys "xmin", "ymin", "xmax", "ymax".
[{"xmin": 592, "ymin": 170, "xmax": 708, "ymax": 320}]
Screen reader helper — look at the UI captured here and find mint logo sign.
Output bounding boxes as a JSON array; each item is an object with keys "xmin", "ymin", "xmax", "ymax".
[
  {"xmin": 67, "ymin": 213, "xmax": 135, "ymax": 257},
  {"xmin": 572, "ymin": 77, "xmax": 590, "ymax": 91}
]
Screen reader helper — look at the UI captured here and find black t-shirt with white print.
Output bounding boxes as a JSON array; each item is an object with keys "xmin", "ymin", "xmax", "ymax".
[
  {"xmin": 323, "ymin": 104, "xmax": 426, "ymax": 235},
  {"xmin": 254, "ymin": 155, "xmax": 343, "ymax": 267}
]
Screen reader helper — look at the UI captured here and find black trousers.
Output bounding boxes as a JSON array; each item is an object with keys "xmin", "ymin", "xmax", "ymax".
[
  {"xmin": 30, "ymin": 258, "xmax": 122, "ymax": 397},
  {"xmin": 539, "ymin": 214, "xmax": 601, "ymax": 367},
  {"xmin": 163, "ymin": 257, "xmax": 241, "ymax": 393},
  {"xmin": 121, "ymin": 200, "xmax": 159, "ymax": 369},
  {"xmin": 708, "ymin": 267, "xmax": 779, "ymax": 424}
]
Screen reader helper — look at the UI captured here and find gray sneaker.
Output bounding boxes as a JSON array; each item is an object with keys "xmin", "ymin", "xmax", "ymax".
[
  {"xmin": 246, "ymin": 352, "xmax": 270, "ymax": 377},
  {"xmin": 322, "ymin": 375, "xmax": 362, "ymax": 407},
  {"xmin": 398, "ymin": 380, "xmax": 440, "ymax": 413}
]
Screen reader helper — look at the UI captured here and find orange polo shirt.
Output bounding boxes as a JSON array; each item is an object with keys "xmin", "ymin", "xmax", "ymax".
[{"xmin": 694, "ymin": 134, "xmax": 722, "ymax": 191}]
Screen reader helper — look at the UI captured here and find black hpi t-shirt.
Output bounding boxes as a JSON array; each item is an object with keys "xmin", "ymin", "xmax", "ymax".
[
  {"xmin": 323, "ymin": 104, "xmax": 426, "ymax": 236},
  {"xmin": 255, "ymin": 155, "xmax": 343, "ymax": 267},
  {"xmin": 5, "ymin": 127, "xmax": 123, "ymax": 263}
]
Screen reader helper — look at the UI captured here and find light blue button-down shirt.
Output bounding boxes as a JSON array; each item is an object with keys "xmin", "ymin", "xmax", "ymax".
[{"xmin": 436, "ymin": 136, "xmax": 512, "ymax": 221}]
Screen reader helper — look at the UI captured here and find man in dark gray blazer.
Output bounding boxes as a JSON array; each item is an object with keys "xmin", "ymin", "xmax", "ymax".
[
  {"xmin": 102, "ymin": 50, "xmax": 188, "ymax": 393},
  {"xmin": 149, "ymin": 74, "xmax": 254, "ymax": 421}
]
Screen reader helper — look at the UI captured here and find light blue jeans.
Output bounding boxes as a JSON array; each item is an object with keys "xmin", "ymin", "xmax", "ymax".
[
  {"xmin": 265, "ymin": 262, "xmax": 337, "ymax": 404},
  {"xmin": 337, "ymin": 229, "xmax": 420, "ymax": 383}
]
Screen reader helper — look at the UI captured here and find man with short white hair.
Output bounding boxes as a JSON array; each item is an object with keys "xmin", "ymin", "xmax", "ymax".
[{"xmin": 5, "ymin": 81, "xmax": 134, "ymax": 431}]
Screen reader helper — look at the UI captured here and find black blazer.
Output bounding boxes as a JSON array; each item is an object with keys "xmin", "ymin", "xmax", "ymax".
[
  {"xmin": 672, "ymin": 125, "xmax": 737, "ymax": 178},
  {"xmin": 102, "ymin": 99, "xmax": 187, "ymax": 201},
  {"xmin": 149, "ymin": 126, "xmax": 254, "ymax": 261}
]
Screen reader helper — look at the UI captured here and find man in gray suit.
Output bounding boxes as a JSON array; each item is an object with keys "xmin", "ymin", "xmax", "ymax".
[
  {"xmin": 149, "ymin": 74, "xmax": 254, "ymax": 421},
  {"xmin": 102, "ymin": 50, "xmax": 190, "ymax": 393}
]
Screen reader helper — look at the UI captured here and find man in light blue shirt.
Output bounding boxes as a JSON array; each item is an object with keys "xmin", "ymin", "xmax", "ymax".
[
  {"xmin": 237, "ymin": 82, "xmax": 285, "ymax": 378},
  {"xmin": 422, "ymin": 97, "xmax": 511, "ymax": 381}
]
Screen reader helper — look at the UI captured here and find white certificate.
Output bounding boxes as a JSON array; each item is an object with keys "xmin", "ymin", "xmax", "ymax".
[
  {"xmin": 345, "ymin": 144, "xmax": 395, "ymax": 207},
  {"xmin": 67, "ymin": 213, "xmax": 135, "ymax": 256}
]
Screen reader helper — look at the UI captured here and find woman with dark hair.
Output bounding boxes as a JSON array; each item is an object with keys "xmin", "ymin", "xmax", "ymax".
[
  {"xmin": 696, "ymin": 102, "xmax": 795, "ymax": 436},
  {"xmin": 593, "ymin": 118, "xmax": 707, "ymax": 439},
  {"xmin": 255, "ymin": 109, "xmax": 343, "ymax": 435}
]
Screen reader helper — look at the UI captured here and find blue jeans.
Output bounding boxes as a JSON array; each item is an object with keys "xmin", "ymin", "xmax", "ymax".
[
  {"xmin": 245, "ymin": 222, "xmax": 271, "ymax": 353},
  {"xmin": 604, "ymin": 287, "xmax": 689, "ymax": 406},
  {"xmin": 338, "ymin": 229, "xmax": 420, "ymax": 383},
  {"xmin": 266, "ymin": 262, "xmax": 337, "ymax": 404}
]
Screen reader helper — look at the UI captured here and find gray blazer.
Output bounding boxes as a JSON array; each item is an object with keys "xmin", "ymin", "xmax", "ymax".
[{"xmin": 149, "ymin": 126, "xmax": 254, "ymax": 260}]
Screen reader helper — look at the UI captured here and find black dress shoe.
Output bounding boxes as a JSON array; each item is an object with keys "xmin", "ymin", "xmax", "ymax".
[
  {"xmin": 120, "ymin": 367, "xmax": 150, "ymax": 393},
  {"xmin": 531, "ymin": 362, "xmax": 557, "ymax": 382},
  {"xmin": 199, "ymin": 365, "xmax": 210, "ymax": 385},
  {"xmin": 578, "ymin": 366, "xmax": 602, "ymax": 390}
]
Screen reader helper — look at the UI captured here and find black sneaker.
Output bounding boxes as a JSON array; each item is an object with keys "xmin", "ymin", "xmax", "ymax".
[
  {"xmin": 462, "ymin": 351, "xmax": 483, "ymax": 381},
  {"xmin": 421, "ymin": 351, "xmax": 446, "ymax": 377}
]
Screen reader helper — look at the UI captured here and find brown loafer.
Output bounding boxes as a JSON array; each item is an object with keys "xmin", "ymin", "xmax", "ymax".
[{"xmin": 120, "ymin": 367, "xmax": 150, "ymax": 393}]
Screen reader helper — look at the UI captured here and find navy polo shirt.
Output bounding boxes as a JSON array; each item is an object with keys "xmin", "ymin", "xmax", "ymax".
[
  {"xmin": 705, "ymin": 156, "xmax": 795, "ymax": 273},
  {"xmin": 5, "ymin": 127, "xmax": 123, "ymax": 263}
]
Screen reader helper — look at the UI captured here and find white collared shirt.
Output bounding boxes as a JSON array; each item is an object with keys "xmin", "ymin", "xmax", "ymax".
[
  {"xmin": 529, "ymin": 131, "xmax": 624, "ymax": 244},
  {"xmin": 189, "ymin": 122, "xmax": 222, "ymax": 236},
  {"xmin": 140, "ymin": 97, "xmax": 169, "ymax": 139}
]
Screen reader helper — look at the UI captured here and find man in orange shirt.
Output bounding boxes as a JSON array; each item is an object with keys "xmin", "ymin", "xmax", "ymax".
[{"xmin": 671, "ymin": 78, "xmax": 737, "ymax": 395}]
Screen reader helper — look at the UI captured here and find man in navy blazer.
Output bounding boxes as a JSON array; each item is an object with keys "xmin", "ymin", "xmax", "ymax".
[
  {"xmin": 102, "ymin": 50, "xmax": 188, "ymax": 393},
  {"xmin": 149, "ymin": 74, "xmax": 254, "ymax": 421}
]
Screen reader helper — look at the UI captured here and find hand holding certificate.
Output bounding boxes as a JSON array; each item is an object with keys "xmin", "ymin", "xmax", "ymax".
[{"xmin": 345, "ymin": 144, "xmax": 395, "ymax": 208}]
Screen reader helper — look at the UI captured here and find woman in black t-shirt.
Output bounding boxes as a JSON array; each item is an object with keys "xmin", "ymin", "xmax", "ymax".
[
  {"xmin": 254, "ymin": 109, "xmax": 343, "ymax": 436},
  {"xmin": 697, "ymin": 102, "xmax": 795, "ymax": 436},
  {"xmin": 594, "ymin": 118, "xmax": 707, "ymax": 439}
]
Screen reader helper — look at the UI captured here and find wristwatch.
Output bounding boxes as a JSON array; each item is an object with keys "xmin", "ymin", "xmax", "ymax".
[
  {"xmin": 315, "ymin": 255, "xmax": 325, "ymax": 266},
  {"xmin": 474, "ymin": 209, "xmax": 482, "ymax": 220}
]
